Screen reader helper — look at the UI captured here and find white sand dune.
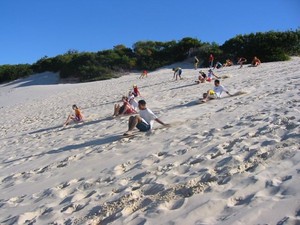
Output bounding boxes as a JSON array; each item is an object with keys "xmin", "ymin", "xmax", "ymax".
[{"xmin": 0, "ymin": 58, "xmax": 299, "ymax": 225}]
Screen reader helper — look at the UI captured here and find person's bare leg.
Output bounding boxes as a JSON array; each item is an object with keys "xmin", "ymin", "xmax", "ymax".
[
  {"xmin": 113, "ymin": 104, "xmax": 120, "ymax": 117},
  {"xmin": 64, "ymin": 115, "xmax": 71, "ymax": 126},
  {"xmin": 202, "ymin": 91, "xmax": 210, "ymax": 102},
  {"xmin": 124, "ymin": 115, "xmax": 142, "ymax": 135}
]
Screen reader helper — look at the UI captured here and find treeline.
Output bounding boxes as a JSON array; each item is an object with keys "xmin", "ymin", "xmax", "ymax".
[{"xmin": 1, "ymin": 30, "xmax": 299, "ymax": 84}]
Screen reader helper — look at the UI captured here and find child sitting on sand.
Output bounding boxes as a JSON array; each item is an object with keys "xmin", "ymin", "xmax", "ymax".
[
  {"xmin": 207, "ymin": 69, "xmax": 220, "ymax": 82},
  {"xmin": 113, "ymin": 96, "xmax": 137, "ymax": 117},
  {"xmin": 123, "ymin": 100, "xmax": 169, "ymax": 136},
  {"xmin": 128, "ymin": 91, "xmax": 138, "ymax": 110},
  {"xmin": 195, "ymin": 71, "xmax": 207, "ymax": 84},
  {"xmin": 132, "ymin": 84, "xmax": 141, "ymax": 97},
  {"xmin": 64, "ymin": 104, "xmax": 84, "ymax": 126},
  {"xmin": 201, "ymin": 79, "xmax": 232, "ymax": 102}
]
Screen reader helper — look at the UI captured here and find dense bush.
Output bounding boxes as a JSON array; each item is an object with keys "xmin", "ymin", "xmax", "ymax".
[
  {"xmin": 0, "ymin": 64, "xmax": 32, "ymax": 83},
  {"xmin": 1, "ymin": 30, "xmax": 299, "ymax": 84}
]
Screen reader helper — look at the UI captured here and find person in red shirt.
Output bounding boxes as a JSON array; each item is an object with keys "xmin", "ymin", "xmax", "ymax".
[{"xmin": 113, "ymin": 96, "xmax": 137, "ymax": 117}]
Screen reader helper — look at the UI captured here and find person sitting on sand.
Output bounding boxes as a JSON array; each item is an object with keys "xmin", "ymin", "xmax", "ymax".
[
  {"xmin": 237, "ymin": 57, "xmax": 247, "ymax": 68},
  {"xmin": 64, "ymin": 104, "xmax": 84, "ymax": 126},
  {"xmin": 139, "ymin": 70, "xmax": 148, "ymax": 79},
  {"xmin": 123, "ymin": 100, "xmax": 169, "ymax": 136},
  {"xmin": 113, "ymin": 96, "xmax": 137, "ymax": 117},
  {"xmin": 172, "ymin": 67, "xmax": 183, "ymax": 80},
  {"xmin": 201, "ymin": 79, "xmax": 232, "ymax": 102},
  {"xmin": 207, "ymin": 69, "xmax": 220, "ymax": 82},
  {"xmin": 195, "ymin": 71, "xmax": 207, "ymax": 84},
  {"xmin": 132, "ymin": 84, "xmax": 141, "ymax": 97},
  {"xmin": 251, "ymin": 56, "xmax": 261, "ymax": 67},
  {"xmin": 223, "ymin": 59, "xmax": 233, "ymax": 67},
  {"xmin": 128, "ymin": 91, "xmax": 138, "ymax": 110}
]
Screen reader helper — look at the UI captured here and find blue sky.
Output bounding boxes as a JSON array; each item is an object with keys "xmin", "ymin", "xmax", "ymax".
[{"xmin": 0, "ymin": 0, "xmax": 299, "ymax": 65}]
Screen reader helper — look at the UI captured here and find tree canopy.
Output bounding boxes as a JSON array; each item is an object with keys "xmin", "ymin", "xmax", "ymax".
[{"xmin": 1, "ymin": 29, "xmax": 299, "ymax": 84}]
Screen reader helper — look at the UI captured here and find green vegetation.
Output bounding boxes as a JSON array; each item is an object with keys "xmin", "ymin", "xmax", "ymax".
[{"xmin": 1, "ymin": 29, "xmax": 299, "ymax": 84}]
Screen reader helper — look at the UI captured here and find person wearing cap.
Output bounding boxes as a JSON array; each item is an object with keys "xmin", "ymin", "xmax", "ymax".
[{"xmin": 63, "ymin": 104, "xmax": 84, "ymax": 126}]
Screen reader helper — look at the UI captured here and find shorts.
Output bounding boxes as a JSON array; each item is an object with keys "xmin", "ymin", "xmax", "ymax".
[
  {"xmin": 119, "ymin": 105, "xmax": 125, "ymax": 114},
  {"xmin": 136, "ymin": 121, "xmax": 151, "ymax": 132},
  {"xmin": 74, "ymin": 116, "xmax": 81, "ymax": 121}
]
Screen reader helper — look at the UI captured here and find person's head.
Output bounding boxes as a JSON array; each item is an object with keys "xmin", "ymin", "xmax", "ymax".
[
  {"xmin": 138, "ymin": 99, "xmax": 146, "ymax": 110},
  {"xmin": 208, "ymin": 69, "xmax": 212, "ymax": 72},
  {"xmin": 172, "ymin": 68, "xmax": 175, "ymax": 71},
  {"xmin": 214, "ymin": 79, "xmax": 220, "ymax": 86},
  {"xmin": 72, "ymin": 104, "xmax": 78, "ymax": 110},
  {"xmin": 133, "ymin": 84, "xmax": 137, "ymax": 88}
]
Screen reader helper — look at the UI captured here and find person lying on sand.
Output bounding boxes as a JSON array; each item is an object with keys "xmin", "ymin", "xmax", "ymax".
[
  {"xmin": 123, "ymin": 100, "xmax": 169, "ymax": 136},
  {"xmin": 201, "ymin": 79, "xmax": 232, "ymax": 102},
  {"xmin": 113, "ymin": 96, "xmax": 137, "ymax": 117},
  {"xmin": 63, "ymin": 104, "xmax": 84, "ymax": 126}
]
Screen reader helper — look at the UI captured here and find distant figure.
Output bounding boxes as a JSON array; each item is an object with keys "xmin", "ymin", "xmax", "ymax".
[
  {"xmin": 223, "ymin": 59, "xmax": 233, "ymax": 67},
  {"xmin": 195, "ymin": 71, "xmax": 207, "ymax": 84},
  {"xmin": 63, "ymin": 104, "xmax": 84, "ymax": 126},
  {"xmin": 209, "ymin": 54, "xmax": 214, "ymax": 68},
  {"xmin": 237, "ymin": 57, "xmax": 247, "ymax": 68},
  {"xmin": 251, "ymin": 56, "xmax": 261, "ymax": 67},
  {"xmin": 172, "ymin": 67, "xmax": 183, "ymax": 80},
  {"xmin": 194, "ymin": 56, "xmax": 199, "ymax": 70},
  {"xmin": 123, "ymin": 100, "xmax": 169, "ymax": 136},
  {"xmin": 132, "ymin": 84, "xmax": 141, "ymax": 97},
  {"xmin": 139, "ymin": 70, "xmax": 148, "ymax": 79},
  {"xmin": 214, "ymin": 61, "xmax": 223, "ymax": 69},
  {"xmin": 207, "ymin": 69, "xmax": 220, "ymax": 82},
  {"xmin": 201, "ymin": 79, "xmax": 232, "ymax": 103},
  {"xmin": 113, "ymin": 96, "xmax": 137, "ymax": 117}
]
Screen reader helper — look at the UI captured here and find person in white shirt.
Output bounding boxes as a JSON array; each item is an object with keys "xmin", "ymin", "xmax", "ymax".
[
  {"xmin": 123, "ymin": 100, "xmax": 169, "ymax": 136},
  {"xmin": 201, "ymin": 79, "xmax": 232, "ymax": 102}
]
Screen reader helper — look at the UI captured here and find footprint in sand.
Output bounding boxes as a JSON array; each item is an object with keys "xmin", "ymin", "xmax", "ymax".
[{"xmin": 159, "ymin": 198, "xmax": 186, "ymax": 211}]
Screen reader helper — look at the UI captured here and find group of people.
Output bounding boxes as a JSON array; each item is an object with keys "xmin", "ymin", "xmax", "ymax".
[{"xmin": 64, "ymin": 54, "xmax": 261, "ymax": 135}]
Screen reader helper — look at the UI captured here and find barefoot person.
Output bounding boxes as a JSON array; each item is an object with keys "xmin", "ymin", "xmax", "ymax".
[
  {"xmin": 201, "ymin": 79, "xmax": 232, "ymax": 102},
  {"xmin": 123, "ymin": 100, "xmax": 169, "ymax": 136},
  {"xmin": 172, "ymin": 67, "xmax": 183, "ymax": 80},
  {"xmin": 237, "ymin": 57, "xmax": 247, "ymax": 68},
  {"xmin": 113, "ymin": 96, "xmax": 137, "ymax": 117},
  {"xmin": 64, "ymin": 104, "xmax": 84, "ymax": 126}
]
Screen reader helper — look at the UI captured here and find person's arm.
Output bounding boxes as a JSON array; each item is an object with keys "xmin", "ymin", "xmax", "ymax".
[
  {"xmin": 213, "ymin": 72, "xmax": 220, "ymax": 79},
  {"xmin": 155, "ymin": 118, "xmax": 169, "ymax": 126}
]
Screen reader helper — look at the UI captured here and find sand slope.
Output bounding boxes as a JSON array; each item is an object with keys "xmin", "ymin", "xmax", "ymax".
[{"xmin": 0, "ymin": 58, "xmax": 300, "ymax": 225}]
